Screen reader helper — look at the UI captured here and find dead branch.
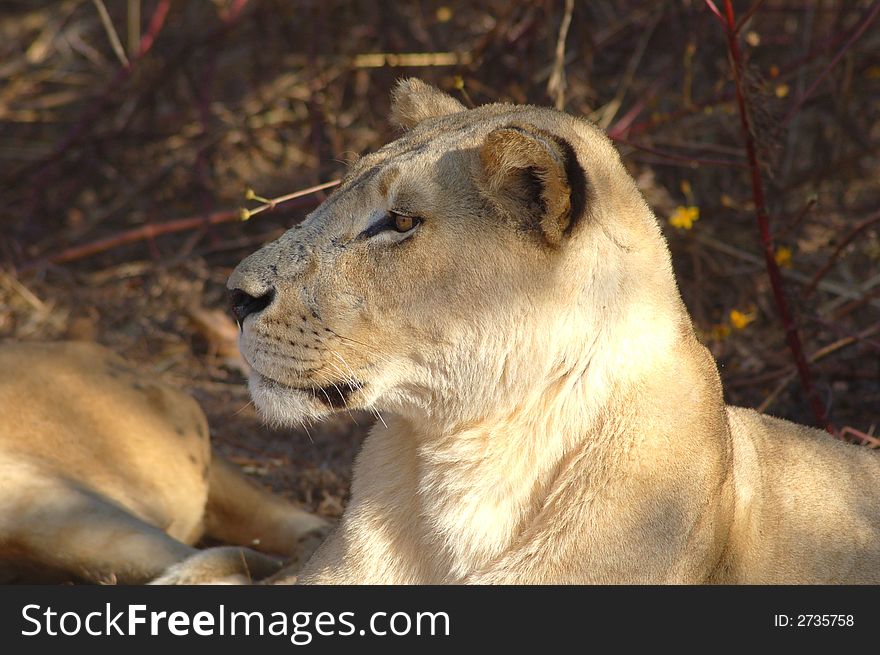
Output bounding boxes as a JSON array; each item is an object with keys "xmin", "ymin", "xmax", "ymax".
[
  {"xmin": 20, "ymin": 180, "xmax": 339, "ymax": 273},
  {"xmin": 547, "ymin": 0, "xmax": 574, "ymax": 110}
]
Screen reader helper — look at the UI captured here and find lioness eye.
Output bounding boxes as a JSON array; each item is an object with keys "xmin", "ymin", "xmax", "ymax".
[
  {"xmin": 390, "ymin": 211, "xmax": 419, "ymax": 233},
  {"xmin": 360, "ymin": 211, "xmax": 422, "ymax": 239}
]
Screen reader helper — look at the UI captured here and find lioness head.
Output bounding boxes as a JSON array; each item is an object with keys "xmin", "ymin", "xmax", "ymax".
[{"xmin": 229, "ymin": 79, "xmax": 683, "ymax": 430}]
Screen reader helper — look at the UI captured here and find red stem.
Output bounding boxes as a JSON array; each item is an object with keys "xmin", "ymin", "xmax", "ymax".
[
  {"xmin": 137, "ymin": 0, "xmax": 172, "ymax": 58},
  {"xmin": 716, "ymin": 0, "xmax": 832, "ymax": 432},
  {"xmin": 20, "ymin": 183, "xmax": 331, "ymax": 273},
  {"xmin": 705, "ymin": 0, "xmax": 725, "ymax": 25},
  {"xmin": 734, "ymin": 0, "xmax": 766, "ymax": 34}
]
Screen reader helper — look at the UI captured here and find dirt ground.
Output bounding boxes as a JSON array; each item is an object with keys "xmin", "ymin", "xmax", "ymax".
[{"xmin": 1, "ymin": 0, "xmax": 878, "ymax": 519}]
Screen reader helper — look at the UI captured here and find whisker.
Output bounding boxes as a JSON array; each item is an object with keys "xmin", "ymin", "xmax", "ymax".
[
  {"xmin": 328, "ymin": 331, "xmax": 396, "ymax": 368},
  {"xmin": 233, "ymin": 400, "xmax": 255, "ymax": 416},
  {"xmin": 316, "ymin": 385, "xmax": 336, "ymax": 407},
  {"xmin": 371, "ymin": 407, "xmax": 389, "ymax": 429},
  {"xmin": 326, "ymin": 350, "xmax": 359, "ymax": 387},
  {"xmin": 326, "ymin": 346, "xmax": 389, "ymax": 430},
  {"xmin": 300, "ymin": 419, "xmax": 314, "ymax": 445},
  {"xmin": 323, "ymin": 359, "xmax": 360, "ymax": 424}
]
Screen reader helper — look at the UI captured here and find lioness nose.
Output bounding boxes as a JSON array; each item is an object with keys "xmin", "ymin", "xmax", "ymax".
[{"xmin": 229, "ymin": 288, "xmax": 275, "ymax": 323}]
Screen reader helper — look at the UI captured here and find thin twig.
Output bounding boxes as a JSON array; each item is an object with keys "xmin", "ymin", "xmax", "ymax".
[
  {"xmin": 757, "ymin": 323, "xmax": 880, "ymax": 416},
  {"xmin": 808, "ymin": 315, "xmax": 880, "ymax": 353},
  {"xmin": 838, "ymin": 427, "xmax": 880, "ymax": 449},
  {"xmin": 240, "ymin": 180, "xmax": 340, "ymax": 221},
  {"xmin": 734, "ymin": 0, "xmax": 767, "ymax": 34},
  {"xmin": 818, "ymin": 272, "xmax": 880, "ymax": 317},
  {"xmin": 127, "ymin": 0, "xmax": 140, "ymax": 57},
  {"xmin": 704, "ymin": 0, "xmax": 726, "ymax": 26},
  {"xmin": 135, "ymin": 0, "xmax": 170, "ymax": 58},
  {"xmin": 775, "ymin": 195, "xmax": 816, "ymax": 241},
  {"xmin": 20, "ymin": 180, "xmax": 340, "ymax": 272},
  {"xmin": 92, "ymin": 0, "xmax": 130, "ymax": 68},
  {"xmin": 782, "ymin": 0, "xmax": 880, "ymax": 126},
  {"xmin": 694, "ymin": 234, "xmax": 880, "ymax": 312},
  {"xmin": 612, "ymin": 137, "xmax": 748, "ymax": 169},
  {"xmin": 596, "ymin": 8, "xmax": 662, "ymax": 129},
  {"xmin": 547, "ymin": 0, "xmax": 574, "ymax": 110},
  {"xmin": 804, "ymin": 210, "xmax": 880, "ymax": 297},
  {"xmin": 606, "ymin": 69, "xmax": 671, "ymax": 138}
]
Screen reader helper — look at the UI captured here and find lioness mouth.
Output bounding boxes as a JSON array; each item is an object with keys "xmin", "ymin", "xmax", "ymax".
[{"xmin": 258, "ymin": 374, "xmax": 362, "ymax": 409}]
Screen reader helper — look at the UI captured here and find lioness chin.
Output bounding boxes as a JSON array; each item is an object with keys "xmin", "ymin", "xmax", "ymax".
[{"xmin": 227, "ymin": 79, "xmax": 879, "ymax": 584}]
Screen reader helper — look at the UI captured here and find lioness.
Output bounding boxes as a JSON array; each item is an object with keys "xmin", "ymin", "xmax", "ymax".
[
  {"xmin": 222, "ymin": 79, "xmax": 877, "ymax": 584},
  {"xmin": 0, "ymin": 340, "xmax": 327, "ymax": 583}
]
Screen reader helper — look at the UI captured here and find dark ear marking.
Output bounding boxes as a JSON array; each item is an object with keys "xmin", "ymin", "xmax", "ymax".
[
  {"xmin": 478, "ymin": 123, "xmax": 588, "ymax": 246},
  {"xmin": 555, "ymin": 136, "xmax": 588, "ymax": 237}
]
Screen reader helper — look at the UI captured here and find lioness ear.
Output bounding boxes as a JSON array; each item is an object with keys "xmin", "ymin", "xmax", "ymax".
[
  {"xmin": 390, "ymin": 78, "xmax": 466, "ymax": 130},
  {"xmin": 478, "ymin": 124, "xmax": 585, "ymax": 246}
]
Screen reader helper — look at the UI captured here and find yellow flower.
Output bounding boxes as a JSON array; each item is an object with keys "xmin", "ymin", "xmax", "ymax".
[
  {"xmin": 709, "ymin": 324, "xmax": 731, "ymax": 341},
  {"xmin": 774, "ymin": 84, "xmax": 790, "ymax": 98},
  {"xmin": 774, "ymin": 246, "xmax": 793, "ymax": 268},
  {"xmin": 669, "ymin": 205, "xmax": 700, "ymax": 230},
  {"xmin": 729, "ymin": 308, "xmax": 757, "ymax": 330}
]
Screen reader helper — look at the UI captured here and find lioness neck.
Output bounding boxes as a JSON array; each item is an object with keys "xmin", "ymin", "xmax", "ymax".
[
  {"xmin": 406, "ymin": 324, "xmax": 680, "ymax": 577},
  {"xmin": 320, "ymin": 304, "xmax": 726, "ymax": 584}
]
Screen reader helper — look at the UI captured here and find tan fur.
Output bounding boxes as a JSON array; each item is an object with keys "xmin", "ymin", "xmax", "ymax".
[
  {"xmin": 0, "ymin": 340, "xmax": 328, "ymax": 584},
  {"xmin": 222, "ymin": 79, "xmax": 878, "ymax": 584},
  {"xmin": 390, "ymin": 78, "xmax": 465, "ymax": 130}
]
